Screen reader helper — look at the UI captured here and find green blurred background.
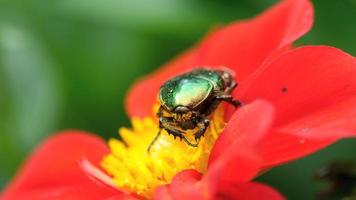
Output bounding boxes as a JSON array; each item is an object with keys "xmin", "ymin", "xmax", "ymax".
[{"xmin": 0, "ymin": 0, "xmax": 355, "ymax": 199}]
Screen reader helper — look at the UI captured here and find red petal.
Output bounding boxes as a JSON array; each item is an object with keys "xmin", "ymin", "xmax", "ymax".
[
  {"xmin": 237, "ymin": 46, "xmax": 356, "ymax": 126},
  {"xmin": 153, "ymin": 171, "xmax": 285, "ymax": 200},
  {"xmin": 126, "ymin": 49, "xmax": 197, "ymax": 118},
  {"xmin": 216, "ymin": 182, "xmax": 285, "ymax": 200},
  {"xmin": 1, "ymin": 183, "xmax": 136, "ymax": 200},
  {"xmin": 207, "ymin": 149, "xmax": 261, "ymax": 184},
  {"xmin": 210, "ymin": 100, "xmax": 275, "ymax": 163},
  {"xmin": 260, "ymin": 131, "xmax": 335, "ymax": 168},
  {"xmin": 1, "ymin": 131, "xmax": 127, "ymax": 200},
  {"xmin": 153, "ymin": 185, "xmax": 172, "ymax": 200},
  {"xmin": 236, "ymin": 46, "xmax": 356, "ymax": 167},
  {"xmin": 208, "ymin": 100, "xmax": 274, "ymax": 182},
  {"xmin": 279, "ymin": 97, "xmax": 356, "ymax": 139},
  {"xmin": 153, "ymin": 170, "xmax": 208, "ymax": 200},
  {"xmin": 126, "ymin": 0, "xmax": 313, "ymax": 118},
  {"xmin": 195, "ymin": 0, "xmax": 313, "ymax": 81}
]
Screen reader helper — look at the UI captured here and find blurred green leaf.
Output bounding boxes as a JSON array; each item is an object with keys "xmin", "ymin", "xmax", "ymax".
[
  {"xmin": 299, "ymin": 0, "xmax": 356, "ymax": 55},
  {"xmin": 52, "ymin": 0, "xmax": 215, "ymax": 37},
  {"xmin": 0, "ymin": 21, "xmax": 62, "ymax": 181},
  {"xmin": 48, "ymin": 0, "xmax": 277, "ymax": 39}
]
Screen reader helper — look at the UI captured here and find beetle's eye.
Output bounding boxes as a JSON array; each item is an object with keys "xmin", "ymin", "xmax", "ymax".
[{"xmin": 221, "ymin": 71, "xmax": 232, "ymax": 87}]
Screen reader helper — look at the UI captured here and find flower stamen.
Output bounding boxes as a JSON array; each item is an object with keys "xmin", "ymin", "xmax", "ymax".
[{"xmin": 101, "ymin": 105, "xmax": 226, "ymax": 198}]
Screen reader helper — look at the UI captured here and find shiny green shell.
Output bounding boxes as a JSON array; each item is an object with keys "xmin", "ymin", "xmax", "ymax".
[{"xmin": 159, "ymin": 69, "xmax": 225, "ymax": 111}]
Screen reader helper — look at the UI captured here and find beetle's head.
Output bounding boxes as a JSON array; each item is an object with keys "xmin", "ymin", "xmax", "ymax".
[{"xmin": 217, "ymin": 68, "xmax": 235, "ymax": 88}]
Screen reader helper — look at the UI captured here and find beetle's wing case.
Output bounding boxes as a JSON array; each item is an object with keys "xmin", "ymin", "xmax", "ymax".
[
  {"xmin": 159, "ymin": 73, "xmax": 214, "ymax": 111},
  {"xmin": 190, "ymin": 69, "xmax": 225, "ymax": 90}
]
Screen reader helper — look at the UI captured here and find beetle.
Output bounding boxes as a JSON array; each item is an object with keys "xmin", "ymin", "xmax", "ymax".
[{"xmin": 147, "ymin": 68, "xmax": 241, "ymax": 152}]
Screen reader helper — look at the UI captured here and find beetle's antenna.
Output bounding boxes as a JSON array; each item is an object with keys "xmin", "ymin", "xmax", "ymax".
[{"xmin": 147, "ymin": 129, "xmax": 162, "ymax": 153}]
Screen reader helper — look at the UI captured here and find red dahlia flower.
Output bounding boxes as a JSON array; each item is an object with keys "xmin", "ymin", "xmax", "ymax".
[{"xmin": 2, "ymin": 0, "xmax": 356, "ymax": 199}]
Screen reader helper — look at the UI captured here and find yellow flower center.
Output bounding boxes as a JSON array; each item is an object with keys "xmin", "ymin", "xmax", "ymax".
[{"xmin": 101, "ymin": 105, "xmax": 226, "ymax": 198}]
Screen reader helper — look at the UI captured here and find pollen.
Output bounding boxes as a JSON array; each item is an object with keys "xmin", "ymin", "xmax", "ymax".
[{"xmin": 100, "ymin": 105, "xmax": 226, "ymax": 198}]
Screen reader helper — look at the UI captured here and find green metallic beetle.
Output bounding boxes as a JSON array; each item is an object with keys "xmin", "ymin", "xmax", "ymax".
[{"xmin": 147, "ymin": 68, "xmax": 241, "ymax": 152}]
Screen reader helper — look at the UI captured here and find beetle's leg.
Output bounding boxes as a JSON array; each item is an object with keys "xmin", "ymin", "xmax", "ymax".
[
  {"xmin": 193, "ymin": 118, "xmax": 210, "ymax": 142},
  {"xmin": 165, "ymin": 128, "xmax": 199, "ymax": 147},
  {"xmin": 160, "ymin": 117, "xmax": 198, "ymax": 147},
  {"xmin": 216, "ymin": 95, "xmax": 242, "ymax": 107},
  {"xmin": 147, "ymin": 129, "xmax": 162, "ymax": 153}
]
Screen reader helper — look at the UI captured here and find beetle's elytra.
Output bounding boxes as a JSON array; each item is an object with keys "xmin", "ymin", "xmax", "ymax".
[{"xmin": 147, "ymin": 68, "xmax": 241, "ymax": 152}]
